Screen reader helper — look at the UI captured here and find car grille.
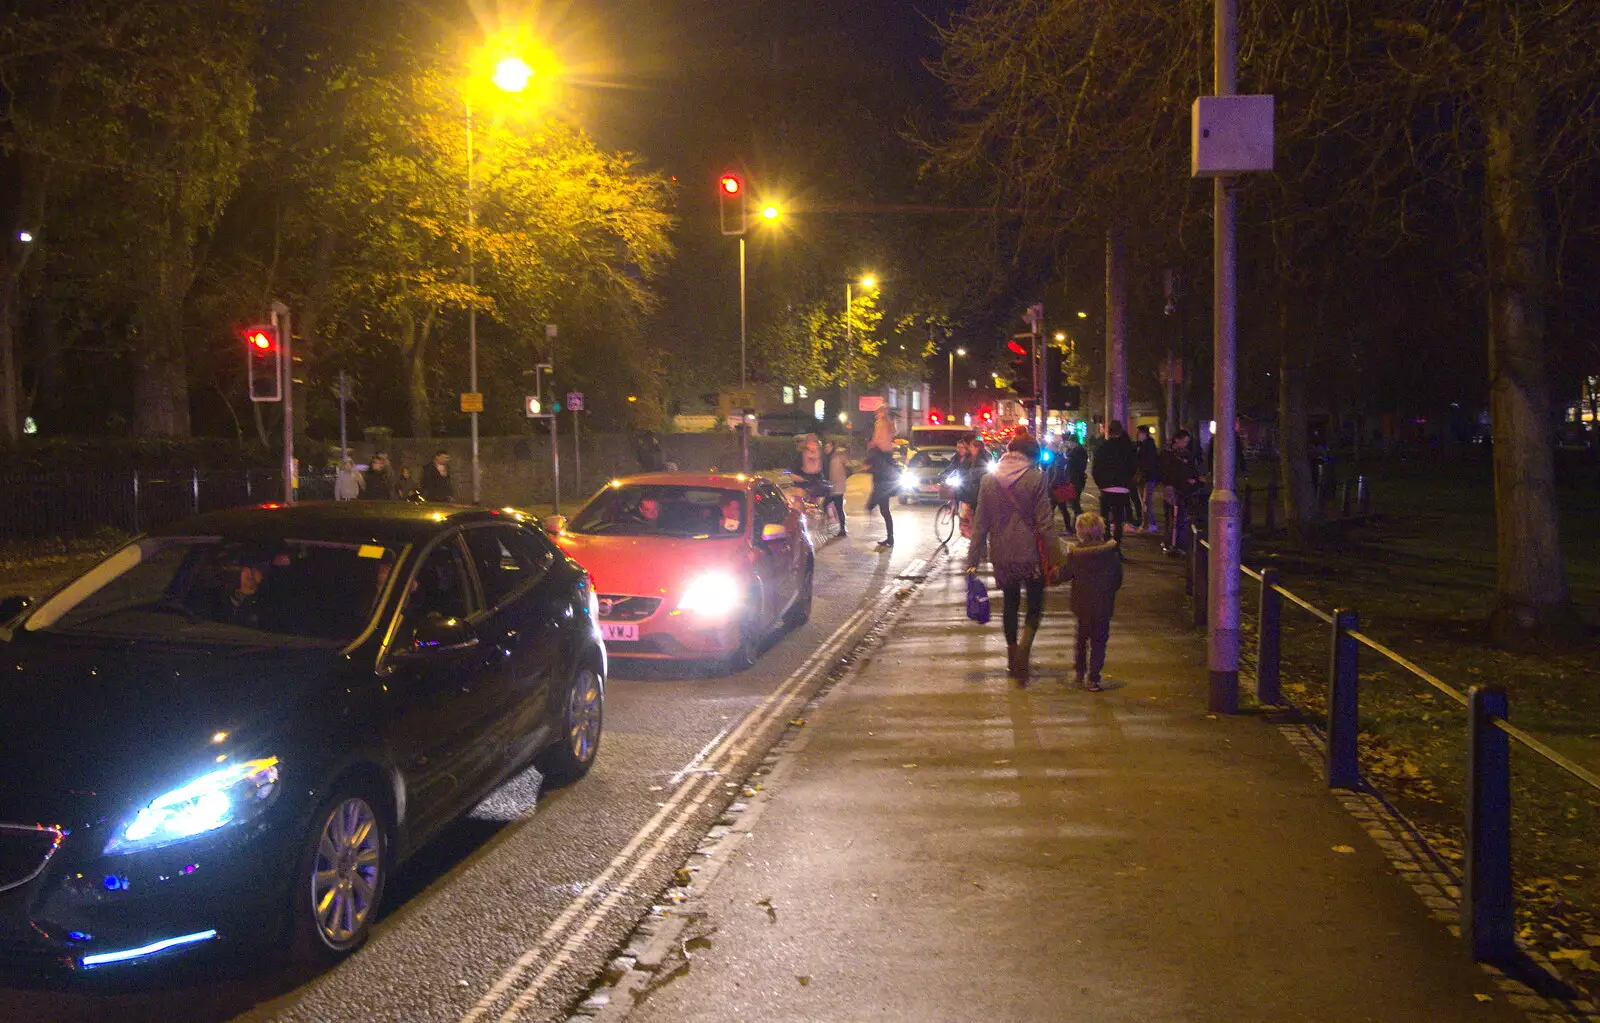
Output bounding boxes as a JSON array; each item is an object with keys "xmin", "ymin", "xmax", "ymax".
[
  {"xmin": 0, "ymin": 824, "xmax": 63, "ymax": 893},
  {"xmin": 596, "ymin": 595, "xmax": 662, "ymax": 622}
]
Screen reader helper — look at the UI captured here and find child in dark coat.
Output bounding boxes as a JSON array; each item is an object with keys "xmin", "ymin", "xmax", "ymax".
[{"xmin": 1059, "ymin": 512, "xmax": 1124, "ymax": 691}]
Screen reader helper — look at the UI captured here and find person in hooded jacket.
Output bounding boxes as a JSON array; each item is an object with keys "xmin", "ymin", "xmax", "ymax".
[
  {"xmin": 966, "ymin": 434, "xmax": 1058, "ymax": 683},
  {"xmin": 1091, "ymin": 420, "xmax": 1138, "ymax": 546},
  {"xmin": 864, "ymin": 407, "xmax": 898, "ymax": 547},
  {"xmin": 1059, "ymin": 511, "xmax": 1123, "ymax": 691}
]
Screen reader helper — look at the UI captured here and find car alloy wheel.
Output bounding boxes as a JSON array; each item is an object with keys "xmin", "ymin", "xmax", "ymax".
[
  {"xmin": 303, "ymin": 794, "xmax": 385, "ymax": 957},
  {"xmin": 537, "ymin": 666, "xmax": 604, "ymax": 784}
]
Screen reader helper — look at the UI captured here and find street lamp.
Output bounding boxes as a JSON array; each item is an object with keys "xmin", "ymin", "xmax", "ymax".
[
  {"xmin": 948, "ymin": 347, "xmax": 966, "ymax": 417},
  {"xmin": 463, "ymin": 42, "xmax": 557, "ymax": 505},
  {"xmin": 844, "ymin": 274, "xmax": 878, "ymax": 427}
]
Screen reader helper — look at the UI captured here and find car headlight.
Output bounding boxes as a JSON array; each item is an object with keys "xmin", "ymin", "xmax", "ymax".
[
  {"xmin": 944, "ymin": 472, "xmax": 962, "ymax": 486},
  {"xmin": 104, "ymin": 757, "xmax": 281, "ymax": 855},
  {"xmin": 899, "ymin": 470, "xmax": 917, "ymax": 487},
  {"xmin": 986, "ymin": 460, "xmax": 1000, "ymax": 474},
  {"xmin": 677, "ymin": 572, "xmax": 743, "ymax": 619}
]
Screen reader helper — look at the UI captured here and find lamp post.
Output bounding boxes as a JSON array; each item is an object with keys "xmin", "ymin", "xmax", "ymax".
[
  {"xmin": 947, "ymin": 347, "xmax": 966, "ymax": 416},
  {"xmin": 844, "ymin": 275, "xmax": 877, "ymax": 429},
  {"xmin": 463, "ymin": 54, "xmax": 536, "ymax": 506}
]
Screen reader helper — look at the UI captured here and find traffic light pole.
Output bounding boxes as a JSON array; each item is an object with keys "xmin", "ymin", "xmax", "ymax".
[{"xmin": 271, "ymin": 300, "xmax": 293, "ymax": 504}]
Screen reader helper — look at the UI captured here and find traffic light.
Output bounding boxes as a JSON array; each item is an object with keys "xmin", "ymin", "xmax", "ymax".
[
  {"xmin": 1045, "ymin": 347, "xmax": 1080, "ymax": 409},
  {"xmin": 1007, "ymin": 337, "xmax": 1031, "ymax": 397},
  {"xmin": 243, "ymin": 324, "xmax": 281, "ymax": 402},
  {"xmin": 718, "ymin": 173, "xmax": 745, "ymax": 236}
]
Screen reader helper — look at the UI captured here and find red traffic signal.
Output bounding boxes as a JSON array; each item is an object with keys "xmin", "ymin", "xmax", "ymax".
[
  {"xmin": 718, "ymin": 172, "xmax": 745, "ymax": 236},
  {"xmin": 242, "ymin": 323, "xmax": 282, "ymax": 402},
  {"xmin": 1007, "ymin": 339, "xmax": 1028, "ymax": 356}
]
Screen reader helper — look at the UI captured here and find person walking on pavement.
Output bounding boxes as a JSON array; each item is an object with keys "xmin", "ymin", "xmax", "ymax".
[
  {"xmin": 865, "ymin": 406, "xmax": 898, "ymax": 548},
  {"xmin": 1160, "ymin": 429, "xmax": 1205, "ymax": 552},
  {"xmin": 1092, "ymin": 421, "xmax": 1137, "ymax": 547},
  {"xmin": 1062, "ymin": 431, "xmax": 1088, "ymax": 522},
  {"xmin": 823, "ymin": 439, "xmax": 849, "ymax": 537},
  {"xmin": 1059, "ymin": 511, "xmax": 1123, "ymax": 691},
  {"xmin": 1136, "ymin": 425, "xmax": 1162, "ymax": 533},
  {"xmin": 361, "ymin": 452, "xmax": 397, "ymax": 500},
  {"xmin": 418, "ymin": 449, "xmax": 453, "ymax": 502},
  {"xmin": 334, "ymin": 457, "xmax": 364, "ymax": 500},
  {"xmin": 1043, "ymin": 436, "xmax": 1077, "ymax": 534},
  {"xmin": 966, "ymin": 434, "xmax": 1058, "ymax": 684}
]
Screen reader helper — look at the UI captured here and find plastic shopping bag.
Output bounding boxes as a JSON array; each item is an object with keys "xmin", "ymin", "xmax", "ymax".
[{"xmin": 966, "ymin": 572, "xmax": 991, "ymax": 624}]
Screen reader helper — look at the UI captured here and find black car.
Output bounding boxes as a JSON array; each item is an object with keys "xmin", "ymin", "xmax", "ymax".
[{"xmin": 0, "ymin": 502, "xmax": 605, "ymax": 971}]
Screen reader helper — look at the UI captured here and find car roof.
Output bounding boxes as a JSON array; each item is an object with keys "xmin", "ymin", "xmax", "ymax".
[
  {"xmin": 603, "ymin": 472, "xmax": 759, "ymax": 491},
  {"xmin": 148, "ymin": 501, "xmax": 531, "ymax": 546}
]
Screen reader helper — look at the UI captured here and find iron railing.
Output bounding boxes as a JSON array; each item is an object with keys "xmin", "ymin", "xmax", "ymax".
[
  {"xmin": 0, "ymin": 468, "xmax": 338, "ymax": 541},
  {"xmin": 1186, "ymin": 528, "xmax": 1600, "ymax": 964}
]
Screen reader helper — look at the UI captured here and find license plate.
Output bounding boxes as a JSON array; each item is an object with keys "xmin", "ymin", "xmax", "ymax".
[{"xmin": 601, "ymin": 622, "xmax": 638, "ymax": 642}]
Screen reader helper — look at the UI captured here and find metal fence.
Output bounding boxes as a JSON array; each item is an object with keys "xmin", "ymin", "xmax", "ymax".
[
  {"xmin": 0, "ymin": 468, "xmax": 338, "ymax": 541},
  {"xmin": 1186, "ymin": 529, "xmax": 1600, "ymax": 965}
]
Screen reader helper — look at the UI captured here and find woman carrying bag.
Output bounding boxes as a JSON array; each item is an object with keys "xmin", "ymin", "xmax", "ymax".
[{"xmin": 966, "ymin": 434, "xmax": 1060, "ymax": 683}]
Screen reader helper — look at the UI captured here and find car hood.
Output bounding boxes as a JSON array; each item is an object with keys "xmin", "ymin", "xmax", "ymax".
[
  {"xmin": 0, "ymin": 635, "xmax": 343, "ymax": 827},
  {"xmin": 552, "ymin": 532, "xmax": 750, "ymax": 598}
]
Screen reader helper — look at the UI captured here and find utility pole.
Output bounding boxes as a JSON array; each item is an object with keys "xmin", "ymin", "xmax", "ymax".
[
  {"xmin": 337, "ymin": 371, "xmax": 349, "ymax": 460},
  {"xmin": 271, "ymin": 300, "xmax": 293, "ymax": 503}
]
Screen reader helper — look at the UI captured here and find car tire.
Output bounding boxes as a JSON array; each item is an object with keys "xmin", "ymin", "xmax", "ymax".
[
  {"xmin": 536, "ymin": 664, "xmax": 604, "ymax": 786},
  {"xmin": 784, "ymin": 564, "xmax": 813, "ymax": 629},
  {"xmin": 728, "ymin": 590, "xmax": 762, "ymax": 672},
  {"xmin": 289, "ymin": 785, "xmax": 389, "ymax": 964}
]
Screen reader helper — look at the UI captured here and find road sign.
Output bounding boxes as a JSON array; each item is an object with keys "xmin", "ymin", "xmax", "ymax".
[
  {"xmin": 460, "ymin": 392, "xmax": 484, "ymax": 413},
  {"xmin": 567, "ymin": 391, "xmax": 584, "ymax": 412},
  {"xmin": 857, "ymin": 395, "xmax": 884, "ymax": 412},
  {"xmin": 718, "ymin": 389, "xmax": 757, "ymax": 415}
]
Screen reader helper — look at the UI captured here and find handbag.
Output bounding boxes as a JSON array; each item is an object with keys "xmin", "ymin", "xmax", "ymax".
[
  {"xmin": 965, "ymin": 573, "xmax": 991, "ymax": 624},
  {"xmin": 1051, "ymin": 480, "xmax": 1078, "ymax": 504}
]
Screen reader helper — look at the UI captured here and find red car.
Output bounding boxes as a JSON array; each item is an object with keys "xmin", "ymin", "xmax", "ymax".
[{"xmin": 545, "ymin": 473, "xmax": 814, "ymax": 668}]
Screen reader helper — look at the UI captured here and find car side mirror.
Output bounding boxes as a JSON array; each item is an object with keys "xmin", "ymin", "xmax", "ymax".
[
  {"xmin": 542, "ymin": 515, "xmax": 567, "ymax": 534},
  {"xmin": 397, "ymin": 613, "xmax": 478, "ymax": 658},
  {"xmin": 760, "ymin": 523, "xmax": 790, "ymax": 544},
  {"xmin": 0, "ymin": 595, "xmax": 31, "ymax": 623}
]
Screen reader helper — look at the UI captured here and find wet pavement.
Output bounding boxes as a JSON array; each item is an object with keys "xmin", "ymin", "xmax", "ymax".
[{"xmin": 618, "ymin": 533, "xmax": 1534, "ymax": 1023}]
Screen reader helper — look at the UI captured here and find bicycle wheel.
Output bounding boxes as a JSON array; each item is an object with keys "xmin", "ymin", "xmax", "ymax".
[{"xmin": 934, "ymin": 501, "xmax": 956, "ymax": 545}]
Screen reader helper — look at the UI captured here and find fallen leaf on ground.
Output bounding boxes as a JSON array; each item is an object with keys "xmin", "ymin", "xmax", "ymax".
[
  {"xmin": 1473, "ymin": 993, "xmax": 1492, "ymax": 1002},
  {"xmin": 1332, "ymin": 845, "xmax": 1356, "ymax": 854},
  {"xmin": 790, "ymin": 718, "xmax": 806, "ymax": 727},
  {"xmin": 1551, "ymin": 948, "xmax": 1600, "ymax": 972},
  {"xmin": 797, "ymin": 975, "xmax": 811, "ymax": 986},
  {"xmin": 902, "ymin": 763, "xmax": 918, "ymax": 768}
]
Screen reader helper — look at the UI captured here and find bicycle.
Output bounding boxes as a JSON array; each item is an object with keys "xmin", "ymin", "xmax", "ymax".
[
  {"xmin": 933, "ymin": 476, "xmax": 964, "ymax": 547},
  {"xmin": 785, "ymin": 476, "xmax": 844, "ymax": 539}
]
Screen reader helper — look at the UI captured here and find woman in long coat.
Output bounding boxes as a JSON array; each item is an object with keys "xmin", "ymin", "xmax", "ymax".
[{"xmin": 966, "ymin": 434, "xmax": 1058, "ymax": 682}]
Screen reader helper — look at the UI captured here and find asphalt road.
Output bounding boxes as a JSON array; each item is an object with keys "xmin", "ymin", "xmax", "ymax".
[{"xmin": 0, "ymin": 481, "xmax": 943, "ymax": 1023}]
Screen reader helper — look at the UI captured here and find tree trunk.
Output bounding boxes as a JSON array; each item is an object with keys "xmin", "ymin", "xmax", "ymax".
[
  {"xmin": 1104, "ymin": 227, "xmax": 1128, "ymax": 432},
  {"xmin": 131, "ymin": 280, "xmax": 193, "ymax": 436},
  {"xmin": 1278, "ymin": 313, "xmax": 1321, "ymax": 544},
  {"xmin": 1483, "ymin": 73, "xmax": 1571, "ymax": 646},
  {"xmin": 404, "ymin": 309, "xmax": 436, "ymax": 438}
]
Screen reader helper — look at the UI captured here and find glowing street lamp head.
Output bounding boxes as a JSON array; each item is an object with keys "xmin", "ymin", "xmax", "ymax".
[
  {"xmin": 761, "ymin": 204, "xmax": 780, "ymax": 220},
  {"xmin": 493, "ymin": 56, "xmax": 533, "ymax": 93},
  {"xmin": 860, "ymin": 274, "xmax": 877, "ymax": 289},
  {"xmin": 956, "ymin": 347, "xmax": 967, "ymax": 357},
  {"xmin": 1076, "ymin": 310, "xmax": 1088, "ymax": 318},
  {"xmin": 1054, "ymin": 331, "xmax": 1066, "ymax": 342}
]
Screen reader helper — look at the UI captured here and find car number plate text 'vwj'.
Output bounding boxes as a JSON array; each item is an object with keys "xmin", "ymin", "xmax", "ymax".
[{"xmin": 600, "ymin": 623, "xmax": 639, "ymax": 642}]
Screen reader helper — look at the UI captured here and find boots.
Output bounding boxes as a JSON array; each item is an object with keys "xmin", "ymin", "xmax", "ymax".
[
  {"xmin": 1016, "ymin": 624, "xmax": 1038, "ymax": 683},
  {"xmin": 1006, "ymin": 643, "xmax": 1020, "ymax": 678}
]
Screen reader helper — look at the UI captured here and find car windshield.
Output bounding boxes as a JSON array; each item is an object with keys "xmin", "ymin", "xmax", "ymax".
[
  {"xmin": 909, "ymin": 449, "xmax": 956, "ymax": 468},
  {"xmin": 23, "ymin": 536, "xmax": 398, "ymax": 646},
  {"xmin": 911, "ymin": 428, "xmax": 969, "ymax": 449},
  {"xmin": 568, "ymin": 485, "xmax": 746, "ymax": 538}
]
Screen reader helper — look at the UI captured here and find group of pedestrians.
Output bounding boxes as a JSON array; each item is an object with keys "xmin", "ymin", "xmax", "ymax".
[
  {"xmin": 966, "ymin": 431, "xmax": 1123, "ymax": 690},
  {"xmin": 959, "ymin": 420, "xmax": 1216, "ymax": 690},
  {"xmin": 332, "ymin": 449, "xmax": 454, "ymax": 502}
]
